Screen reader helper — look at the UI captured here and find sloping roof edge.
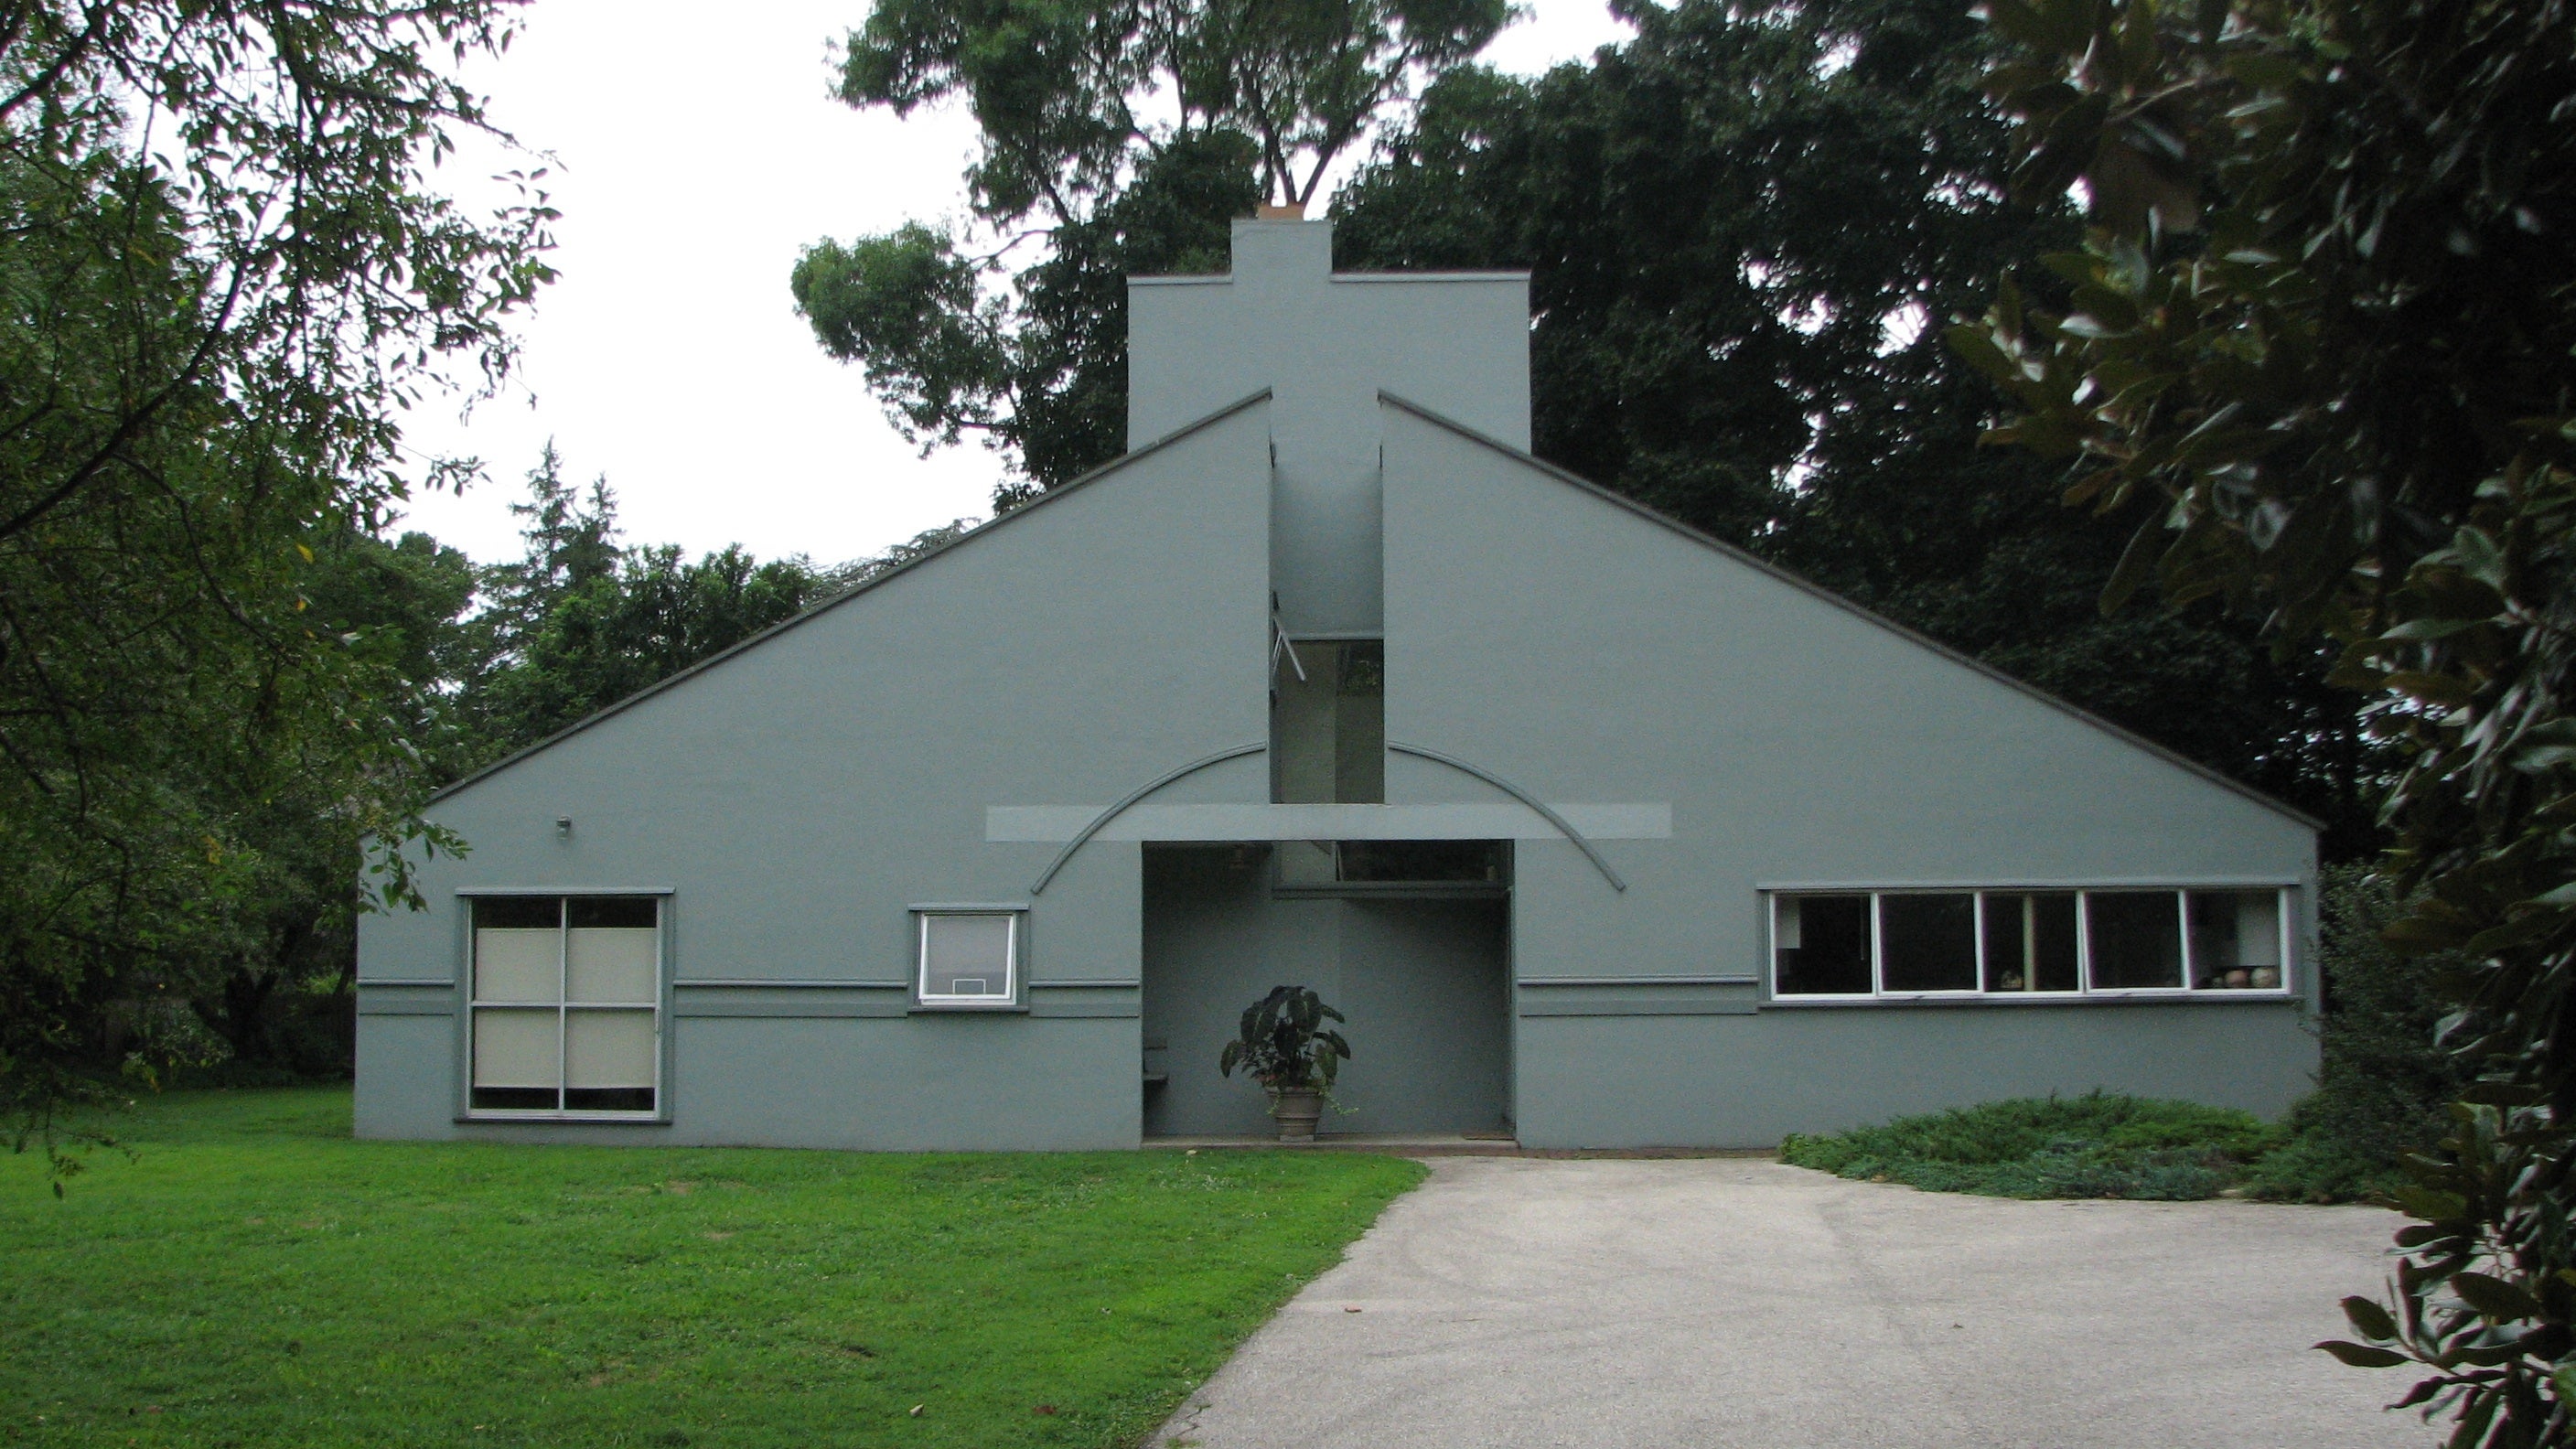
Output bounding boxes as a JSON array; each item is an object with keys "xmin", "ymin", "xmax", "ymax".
[
  {"xmin": 427, "ymin": 388, "xmax": 1275, "ymax": 806},
  {"xmin": 1378, "ymin": 391, "xmax": 2328, "ymax": 834}
]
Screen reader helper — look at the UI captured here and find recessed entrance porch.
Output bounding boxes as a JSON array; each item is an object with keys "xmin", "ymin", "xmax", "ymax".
[{"xmin": 1141, "ymin": 843, "xmax": 1512, "ymax": 1139}]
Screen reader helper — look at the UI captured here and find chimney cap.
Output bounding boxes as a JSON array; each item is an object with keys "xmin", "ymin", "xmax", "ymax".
[{"xmin": 1255, "ymin": 201, "xmax": 1305, "ymax": 220}]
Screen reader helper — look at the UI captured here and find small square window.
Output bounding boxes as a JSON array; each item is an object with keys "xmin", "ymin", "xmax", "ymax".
[
  {"xmin": 918, "ymin": 912, "xmax": 1020, "ymax": 1007},
  {"xmin": 2187, "ymin": 890, "xmax": 2287, "ymax": 990},
  {"xmin": 1773, "ymin": 894, "xmax": 1873, "ymax": 996},
  {"xmin": 2086, "ymin": 890, "xmax": 2186, "ymax": 990},
  {"xmin": 1879, "ymin": 893, "xmax": 1976, "ymax": 993}
]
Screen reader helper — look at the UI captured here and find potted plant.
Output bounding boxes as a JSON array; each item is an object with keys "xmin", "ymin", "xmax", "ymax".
[{"xmin": 1219, "ymin": 985, "xmax": 1352, "ymax": 1143}]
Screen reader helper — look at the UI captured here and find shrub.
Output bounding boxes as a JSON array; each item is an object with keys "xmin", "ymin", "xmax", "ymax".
[
  {"xmin": 1778, "ymin": 1092, "xmax": 2281, "ymax": 1200},
  {"xmin": 2239, "ymin": 864, "xmax": 2471, "ymax": 1202}
]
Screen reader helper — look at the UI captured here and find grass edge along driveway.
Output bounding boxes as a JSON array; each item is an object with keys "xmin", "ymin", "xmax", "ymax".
[{"xmin": 2, "ymin": 1089, "xmax": 1424, "ymax": 1449}]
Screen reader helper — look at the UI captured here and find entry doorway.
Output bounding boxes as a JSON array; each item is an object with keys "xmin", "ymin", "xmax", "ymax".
[{"xmin": 1141, "ymin": 843, "xmax": 1511, "ymax": 1138}]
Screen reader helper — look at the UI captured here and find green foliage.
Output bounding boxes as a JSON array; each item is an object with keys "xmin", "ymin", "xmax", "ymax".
[
  {"xmin": 1962, "ymin": 0, "xmax": 2575, "ymax": 1436},
  {"xmin": 2, "ymin": 1087, "xmax": 1425, "ymax": 1446},
  {"xmin": 2242, "ymin": 866, "xmax": 2474, "ymax": 1203},
  {"xmin": 462, "ymin": 446, "xmax": 973, "ymax": 763},
  {"xmin": 1333, "ymin": 0, "xmax": 2384, "ymax": 850},
  {"xmin": 792, "ymin": 134, "xmax": 1259, "ymax": 494},
  {"xmin": 0, "ymin": 0, "xmax": 552, "ymax": 1178},
  {"xmin": 1778, "ymin": 1092, "xmax": 2281, "ymax": 1200},
  {"xmin": 796, "ymin": 0, "xmax": 1504, "ymax": 498},
  {"xmin": 1219, "ymin": 985, "xmax": 1353, "ymax": 1094}
]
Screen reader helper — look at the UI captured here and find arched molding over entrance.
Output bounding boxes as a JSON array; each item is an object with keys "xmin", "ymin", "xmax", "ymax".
[
  {"xmin": 1388, "ymin": 741, "xmax": 1627, "ymax": 893},
  {"xmin": 1027, "ymin": 743, "xmax": 1266, "ymax": 894},
  {"xmin": 1025, "ymin": 739, "xmax": 1628, "ymax": 895}
]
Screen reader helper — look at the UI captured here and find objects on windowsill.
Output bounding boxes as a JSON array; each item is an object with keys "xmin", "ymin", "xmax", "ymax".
[
  {"xmin": 1218, "ymin": 984, "xmax": 1353, "ymax": 1143},
  {"xmin": 2194, "ymin": 965, "xmax": 2283, "ymax": 990}
]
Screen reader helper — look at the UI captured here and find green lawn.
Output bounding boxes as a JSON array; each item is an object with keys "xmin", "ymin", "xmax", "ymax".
[{"xmin": 2, "ymin": 1089, "xmax": 1423, "ymax": 1448}]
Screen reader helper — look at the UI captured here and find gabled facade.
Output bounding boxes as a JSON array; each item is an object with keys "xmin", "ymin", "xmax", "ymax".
[{"xmin": 354, "ymin": 219, "xmax": 2319, "ymax": 1151}]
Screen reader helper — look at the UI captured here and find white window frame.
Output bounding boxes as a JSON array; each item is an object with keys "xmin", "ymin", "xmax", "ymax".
[
  {"xmin": 1766, "ymin": 886, "xmax": 2295, "ymax": 1004},
  {"xmin": 914, "ymin": 909, "xmax": 1024, "ymax": 1009},
  {"xmin": 464, "ymin": 894, "xmax": 665, "ymax": 1122}
]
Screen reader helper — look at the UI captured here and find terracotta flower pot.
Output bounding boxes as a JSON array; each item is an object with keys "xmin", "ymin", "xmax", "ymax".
[{"xmin": 1270, "ymin": 1088, "xmax": 1324, "ymax": 1143}]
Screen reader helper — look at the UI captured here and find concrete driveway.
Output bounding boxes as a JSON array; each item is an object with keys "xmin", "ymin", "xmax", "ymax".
[{"xmin": 1152, "ymin": 1157, "xmax": 2427, "ymax": 1449}]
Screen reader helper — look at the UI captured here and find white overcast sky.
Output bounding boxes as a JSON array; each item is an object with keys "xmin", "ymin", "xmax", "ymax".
[{"xmin": 392, "ymin": 0, "xmax": 1637, "ymax": 567}]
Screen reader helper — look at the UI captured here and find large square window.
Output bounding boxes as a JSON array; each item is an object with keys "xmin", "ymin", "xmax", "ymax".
[
  {"xmin": 468, "ymin": 895, "xmax": 661, "ymax": 1116},
  {"xmin": 918, "ymin": 912, "xmax": 1020, "ymax": 1007}
]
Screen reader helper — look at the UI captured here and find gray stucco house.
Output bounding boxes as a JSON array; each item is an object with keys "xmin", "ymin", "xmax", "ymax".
[{"xmin": 354, "ymin": 218, "xmax": 2321, "ymax": 1150}]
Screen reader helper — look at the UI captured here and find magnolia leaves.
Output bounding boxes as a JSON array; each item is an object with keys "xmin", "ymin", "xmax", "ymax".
[{"xmin": 1960, "ymin": 2, "xmax": 2576, "ymax": 1439}]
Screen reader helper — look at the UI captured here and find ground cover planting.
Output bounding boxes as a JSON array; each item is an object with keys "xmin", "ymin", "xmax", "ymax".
[
  {"xmin": 1, "ymin": 1089, "xmax": 1422, "ymax": 1448},
  {"xmin": 1778, "ymin": 1092, "xmax": 2301, "ymax": 1200}
]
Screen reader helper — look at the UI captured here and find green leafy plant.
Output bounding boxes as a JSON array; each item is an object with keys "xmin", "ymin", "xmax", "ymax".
[
  {"xmin": 1959, "ymin": 0, "xmax": 2576, "ymax": 1437},
  {"xmin": 2240, "ymin": 865, "xmax": 2474, "ymax": 1203},
  {"xmin": 1218, "ymin": 985, "xmax": 1352, "ymax": 1095},
  {"xmin": 0, "ymin": 0, "xmax": 554, "ymax": 1186}
]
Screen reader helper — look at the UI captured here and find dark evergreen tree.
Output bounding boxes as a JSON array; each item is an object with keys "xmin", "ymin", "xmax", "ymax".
[{"xmin": 1333, "ymin": 0, "xmax": 2381, "ymax": 851}]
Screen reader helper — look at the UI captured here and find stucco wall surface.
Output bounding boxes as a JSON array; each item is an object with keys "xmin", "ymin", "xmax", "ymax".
[
  {"xmin": 354, "ymin": 401, "xmax": 1276, "ymax": 1148},
  {"xmin": 1378, "ymin": 402, "xmax": 2321, "ymax": 1148}
]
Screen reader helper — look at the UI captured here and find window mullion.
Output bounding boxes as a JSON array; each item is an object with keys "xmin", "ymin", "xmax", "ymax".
[
  {"xmin": 1971, "ymin": 892, "xmax": 1987, "ymax": 994},
  {"xmin": 2023, "ymin": 896, "xmax": 2037, "ymax": 993},
  {"xmin": 555, "ymin": 896, "xmax": 569, "ymax": 1115},
  {"xmin": 1869, "ymin": 892, "xmax": 1885, "ymax": 998},
  {"xmin": 2174, "ymin": 889, "xmax": 2194, "ymax": 992},
  {"xmin": 2076, "ymin": 890, "xmax": 2093, "ymax": 994}
]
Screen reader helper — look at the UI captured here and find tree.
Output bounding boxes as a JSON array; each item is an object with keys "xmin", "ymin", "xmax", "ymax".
[
  {"xmin": 790, "ymin": 0, "xmax": 1508, "ymax": 500},
  {"xmin": 1334, "ymin": 0, "xmax": 2381, "ymax": 846},
  {"xmin": 0, "ymin": 0, "xmax": 553, "ymax": 1180},
  {"xmin": 1957, "ymin": 0, "xmax": 2576, "ymax": 1435},
  {"xmin": 467, "ymin": 448, "xmax": 974, "ymax": 761}
]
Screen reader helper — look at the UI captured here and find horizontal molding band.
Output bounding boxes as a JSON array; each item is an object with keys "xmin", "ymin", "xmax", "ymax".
[
  {"xmin": 675, "ymin": 1001, "xmax": 1139, "ymax": 1020},
  {"xmin": 1755, "ymin": 878, "xmax": 2300, "ymax": 891},
  {"xmin": 1760, "ymin": 995, "xmax": 2302, "ymax": 1011},
  {"xmin": 453, "ymin": 885, "xmax": 677, "ymax": 896},
  {"xmin": 989, "ymin": 800, "xmax": 1671, "ymax": 843},
  {"xmin": 678, "ymin": 1000, "xmax": 907, "ymax": 1019},
  {"xmin": 358, "ymin": 979, "xmax": 456, "ymax": 989},
  {"xmin": 1521, "ymin": 1000, "xmax": 1758, "ymax": 1017},
  {"xmin": 358, "ymin": 999, "xmax": 457, "ymax": 1017},
  {"xmin": 1518, "ymin": 975, "xmax": 1758, "ymax": 988},
  {"xmin": 1032, "ymin": 980, "xmax": 1143, "ymax": 990},
  {"xmin": 672, "ymin": 979, "xmax": 908, "ymax": 990}
]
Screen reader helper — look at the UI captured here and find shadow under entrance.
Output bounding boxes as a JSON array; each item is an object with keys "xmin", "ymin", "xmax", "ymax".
[{"xmin": 1141, "ymin": 843, "xmax": 1511, "ymax": 1138}]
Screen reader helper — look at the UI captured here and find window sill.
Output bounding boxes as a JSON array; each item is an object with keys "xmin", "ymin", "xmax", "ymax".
[
  {"xmin": 456, "ymin": 1111, "xmax": 668, "ymax": 1124},
  {"xmin": 1763, "ymin": 992, "xmax": 2298, "ymax": 1009},
  {"xmin": 908, "ymin": 1002, "xmax": 1029, "ymax": 1014}
]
